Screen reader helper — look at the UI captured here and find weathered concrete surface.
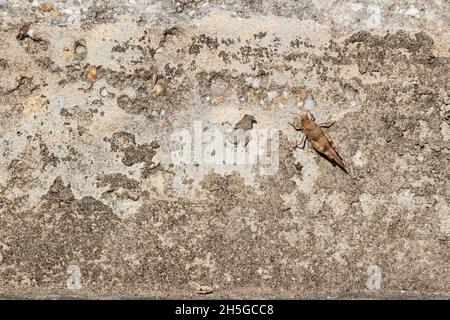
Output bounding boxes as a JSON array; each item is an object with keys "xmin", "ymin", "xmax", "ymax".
[{"xmin": 0, "ymin": 0, "xmax": 449, "ymax": 299}]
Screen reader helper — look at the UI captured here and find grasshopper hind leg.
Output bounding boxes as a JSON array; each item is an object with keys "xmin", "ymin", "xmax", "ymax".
[
  {"xmin": 322, "ymin": 129, "xmax": 347, "ymax": 172},
  {"xmin": 322, "ymin": 130, "xmax": 337, "ymax": 152}
]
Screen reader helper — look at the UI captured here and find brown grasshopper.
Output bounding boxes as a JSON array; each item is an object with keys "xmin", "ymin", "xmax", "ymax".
[{"xmin": 289, "ymin": 111, "xmax": 347, "ymax": 173}]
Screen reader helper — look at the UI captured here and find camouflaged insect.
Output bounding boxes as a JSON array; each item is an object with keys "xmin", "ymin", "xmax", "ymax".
[{"xmin": 291, "ymin": 112, "xmax": 347, "ymax": 173}]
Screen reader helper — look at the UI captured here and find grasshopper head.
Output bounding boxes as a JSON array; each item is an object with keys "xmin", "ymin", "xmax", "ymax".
[
  {"xmin": 291, "ymin": 110, "xmax": 314, "ymax": 130},
  {"xmin": 300, "ymin": 114, "xmax": 311, "ymax": 128}
]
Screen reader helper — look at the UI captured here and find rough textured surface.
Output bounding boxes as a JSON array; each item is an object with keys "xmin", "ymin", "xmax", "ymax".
[{"xmin": 0, "ymin": 0, "xmax": 449, "ymax": 299}]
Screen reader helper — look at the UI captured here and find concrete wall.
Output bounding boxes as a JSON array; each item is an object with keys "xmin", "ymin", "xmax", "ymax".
[{"xmin": 0, "ymin": 0, "xmax": 449, "ymax": 298}]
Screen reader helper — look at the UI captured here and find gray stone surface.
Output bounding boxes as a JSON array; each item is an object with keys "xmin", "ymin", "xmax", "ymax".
[{"xmin": 0, "ymin": 0, "xmax": 449, "ymax": 298}]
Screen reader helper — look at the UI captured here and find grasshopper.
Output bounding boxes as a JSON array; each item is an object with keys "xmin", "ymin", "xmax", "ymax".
[{"xmin": 289, "ymin": 111, "xmax": 347, "ymax": 173}]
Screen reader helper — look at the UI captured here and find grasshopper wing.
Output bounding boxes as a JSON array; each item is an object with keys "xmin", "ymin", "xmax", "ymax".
[{"xmin": 310, "ymin": 130, "xmax": 347, "ymax": 172}]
